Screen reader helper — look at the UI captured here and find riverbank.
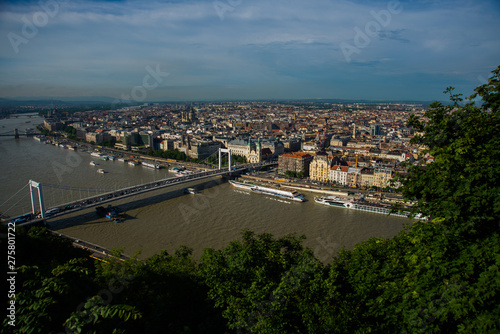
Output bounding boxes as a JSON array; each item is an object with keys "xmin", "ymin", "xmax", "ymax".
[
  {"xmin": 238, "ymin": 174, "xmax": 407, "ymax": 208},
  {"xmin": 240, "ymin": 174, "xmax": 348, "ymax": 197},
  {"xmin": 38, "ymin": 134, "xmax": 214, "ymax": 172}
]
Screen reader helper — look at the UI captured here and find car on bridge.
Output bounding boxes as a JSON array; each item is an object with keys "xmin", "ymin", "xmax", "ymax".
[{"xmin": 45, "ymin": 208, "xmax": 61, "ymax": 217}]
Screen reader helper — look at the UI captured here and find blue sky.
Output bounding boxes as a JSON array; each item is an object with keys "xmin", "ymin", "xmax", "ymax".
[{"xmin": 0, "ymin": 0, "xmax": 499, "ymax": 102}]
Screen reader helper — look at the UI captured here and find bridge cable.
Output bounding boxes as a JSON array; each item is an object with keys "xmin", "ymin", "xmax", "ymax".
[
  {"xmin": 0, "ymin": 183, "xmax": 29, "ymax": 210},
  {"xmin": 0, "ymin": 130, "xmax": 14, "ymax": 135},
  {"xmin": 2, "ymin": 192, "xmax": 31, "ymax": 216}
]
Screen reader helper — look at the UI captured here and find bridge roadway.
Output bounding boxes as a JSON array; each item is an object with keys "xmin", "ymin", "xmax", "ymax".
[{"xmin": 19, "ymin": 162, "xmax": 275, "ymax": 226}]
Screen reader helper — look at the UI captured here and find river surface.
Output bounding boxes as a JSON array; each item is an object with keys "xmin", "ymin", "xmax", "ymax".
[{"xmin": 0, "ymin": 114, "xmax": 410, "ymax": 262}]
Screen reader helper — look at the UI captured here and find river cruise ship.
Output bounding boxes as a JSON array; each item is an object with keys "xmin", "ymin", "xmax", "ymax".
[
  {"xmin": 314, "ymin": 196, "xmax": 421, "ymax": 218},
  {"xmin": 141, "ymin": 161, "xmax": 161, "ymax": 169},
  {"xmin": 229, "ymin": 180, "xmax": 305, "ymax": 202}
]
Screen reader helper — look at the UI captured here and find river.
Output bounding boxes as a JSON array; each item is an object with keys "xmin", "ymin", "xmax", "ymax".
[{"xmin": 0, "ymin": 114, "xmax": 410, "ymax": 262}]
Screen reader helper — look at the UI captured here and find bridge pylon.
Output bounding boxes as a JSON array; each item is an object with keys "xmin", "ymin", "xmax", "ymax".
[
  {"xmin": 29, "ymin": 180, "xmax": 46, "ymax": 219},
  {"xmin": 14, "ymin": 129, "xmax": 19, "ymax": 139},
  {"xmin": 219, "ymin": 148, "xmax": 232, "ymax": 171}
]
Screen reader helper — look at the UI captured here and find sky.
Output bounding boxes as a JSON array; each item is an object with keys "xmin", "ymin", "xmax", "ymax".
[{"xmin": 0, "ymin": 0, "xmax": 499, "ymax": 102}]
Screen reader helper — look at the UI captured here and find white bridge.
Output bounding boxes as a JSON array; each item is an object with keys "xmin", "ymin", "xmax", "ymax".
[{"xmin": 1, "ymin": 153, "xmax": 276, "ymax": 225}]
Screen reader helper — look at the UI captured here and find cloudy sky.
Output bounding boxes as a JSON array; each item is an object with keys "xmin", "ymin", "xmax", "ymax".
[{"xmin": 0, "ymin": 0, "xmax": 499, "ymax": 102}]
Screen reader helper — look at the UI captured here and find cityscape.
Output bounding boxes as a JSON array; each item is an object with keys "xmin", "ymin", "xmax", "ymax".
[
  {"xmin": 35, "ymin": 100, "xmax": 426, "ymax": 191},
  {"xmin": 1, "ymin": 0, "xmax": 499, "ymax": 333}
]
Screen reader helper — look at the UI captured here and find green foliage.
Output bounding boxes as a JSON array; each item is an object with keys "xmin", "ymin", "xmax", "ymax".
[
  {"xmin": 283, "ymin": 170, "xmax": 304, "ymax": 179},
  {"xmin": 62, "ymin": 124, "xmax": 77, "ymax": 139},
  {"xmin": 13, "ymin": 227, "xmax": 91, "ymax": 270},
  {"xmin": 64, "ymin": 296, "xmax": 142, "ymax": 334},
  {"xmin": 199, "ymin": 230, "xmax": 325, "ymax": 333},
  {"xmin": 206, "ymin": 153, "xmax": 246, "ymax": 167},
  {"xmin": 321, "ymin": 223, "xmax": 500, "ymax": 333},
  {"xmin": 146, "ymin": 149, "xmax": 201, "ymax": 163},
  {"xmin": 6, "ymin": 228, "xmax": 227, "ymax": 333},
  {"xmin": 398, "ymin": 66, "xmax": 500, "ymax": 237},
  {"xmin": 9, "ymin": 258, "xmax": 100, "ymax": 333},
  {"xmin": 100, "ymin": 138, "xmax": 116, "ymax": 148},
  {"xmin": 102, "ymin": 247, "xmax": 228, "ymax": 333}
]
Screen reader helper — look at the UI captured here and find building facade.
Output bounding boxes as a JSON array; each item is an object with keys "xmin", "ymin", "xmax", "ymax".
[
  {"xmin": 228, "ymin": 138, "xmax": 284, "ymax": 163},
  {"xmin": 309, "ymin": 154, "xmax": 332, "ymax": 183},
  {"xmin": 278, "ymin": 152, "xmax": 313, "ymax": 176},
  {"xmin": 360, "ymin": 168, "xmax": 375, "ymax": 188},
  {"xmin": 330, "ymin": 165, "xmax": 349, "ymax": 186},
  {"xmin": 373, "ymin": 168, "xmax": 394, "ymax": 188}
]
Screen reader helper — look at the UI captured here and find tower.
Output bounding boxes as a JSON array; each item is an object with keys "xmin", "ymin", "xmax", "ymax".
[
  {"xmin": 29, "ymin": 180, "xmax": 46, "ymax": 219},
  {"xmin": 257, "ymin": 138, "xmax": 262, "ymax": 163},
  {"xmin": 247, "ymin": 137, "xmax": 252, "ymax": 156}
]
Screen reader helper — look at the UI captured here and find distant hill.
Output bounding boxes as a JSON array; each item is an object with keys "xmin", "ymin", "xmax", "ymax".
[
  {"xmin": 0, "ymin": 96, "xmax": 117, "ymax": 107},
  {"xmin": 1, "ymin": 96, "xmax": 441, "ymax": 108}
]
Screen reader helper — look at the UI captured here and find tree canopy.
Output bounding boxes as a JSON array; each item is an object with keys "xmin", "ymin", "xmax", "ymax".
[{"xmin": 399, "ymin": 66, "xmax": 500, "ymax": 237}]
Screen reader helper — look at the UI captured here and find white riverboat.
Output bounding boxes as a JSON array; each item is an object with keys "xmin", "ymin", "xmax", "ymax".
[
  {"xmin": 141, "ymin": 161, "xmax": 161, "ymax": 169},
  {"xmin": 229, "ymin": 180, "xmax": 305, "ymax": 202},
  {"xmin": 169, "ymin": 166, "xmax": 185, "ymax": 173},
  {"xmin": 314, "ymin": 196, "xmax": 422, "ymax": 219},
  {"xmin": 313, "ymin": 196, "xmax": 350, "ymax": 207}
]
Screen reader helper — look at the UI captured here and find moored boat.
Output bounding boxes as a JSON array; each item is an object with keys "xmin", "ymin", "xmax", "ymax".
[
  {"xmin": 314, "ymin": 196, "xmax": 422, "ymax": 219},
  {"xmin": 169, "ymin": 166, "xmax": 185, "ymax": 173},
  {"xmin": 185, "ymin": 187, "xmax": 198, "ymax": 194},
  {"xmin": 141, "ymin": 161, "xmax": 161, "ymax": 169},
  {"xmin": 314, "ymin": 196, "xmax": 350, "ymax": 207},
  {"xmin": 229, "ymin": 180, "xmax": 305, "ymax": 202}
]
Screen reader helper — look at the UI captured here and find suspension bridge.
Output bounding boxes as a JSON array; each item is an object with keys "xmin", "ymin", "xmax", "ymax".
[
  {"xmin": 1, "ymin": 149, "xmax": 276, "ymax": 226},
  {"xmin": 0, "ymin": 128, "xmax": 41, "ymax": 138}
]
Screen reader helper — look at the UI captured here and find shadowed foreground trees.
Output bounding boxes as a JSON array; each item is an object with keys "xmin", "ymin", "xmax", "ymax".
[{"xmin": 4, "ymin": 67, "xmax": 500, "ymax": 333}]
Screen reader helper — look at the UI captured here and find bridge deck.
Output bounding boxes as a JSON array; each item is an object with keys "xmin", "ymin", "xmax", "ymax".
[{"xmin": 16, "ymin": 162, "xmax": 275, "ymax": 225}]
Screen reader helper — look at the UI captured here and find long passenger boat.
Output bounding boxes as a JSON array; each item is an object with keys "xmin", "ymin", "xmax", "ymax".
[
  {"xmin": 229, "ymin": 180, "xmax": 305, "ymax": 202},
  {"xmin": 141, "ymin": 161, "xmax": 161, "ymax": 169},
  {"xmin": 314, "ymin": 196, "xmax": 423, "ymax": 219}
]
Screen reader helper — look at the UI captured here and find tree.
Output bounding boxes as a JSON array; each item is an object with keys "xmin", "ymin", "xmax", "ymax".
[
  {"xmin": 199, "ymin": 230, "xmax": 325, "ymax": 333},
  {"xmin": 94, "ymin": 246, "xmax": 229, "ymax": 333},
  {"xmin": 397, "ymin": 66, "xmax": 500, "ymax": 237}
]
